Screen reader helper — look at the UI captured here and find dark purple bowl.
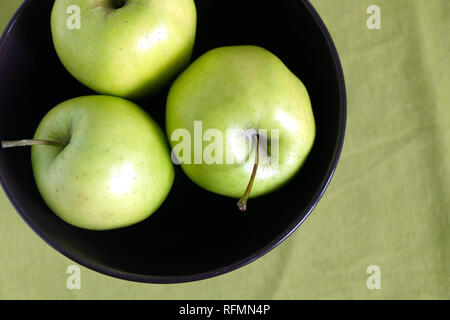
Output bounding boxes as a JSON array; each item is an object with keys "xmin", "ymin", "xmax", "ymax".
[{"xmin": 0, "ymin": 0, "xmax": 346, "ymax": 283}]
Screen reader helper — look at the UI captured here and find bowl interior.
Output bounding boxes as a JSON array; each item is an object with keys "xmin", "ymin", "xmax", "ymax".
[{"xmin": 0, "ymin": 0, "xmax": 345, "ymax": 282}]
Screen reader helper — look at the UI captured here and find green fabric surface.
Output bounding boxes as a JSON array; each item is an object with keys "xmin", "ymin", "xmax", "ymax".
[{"xmin": 0, "ymin": 0, "xmax": 449, "ymax": 299}]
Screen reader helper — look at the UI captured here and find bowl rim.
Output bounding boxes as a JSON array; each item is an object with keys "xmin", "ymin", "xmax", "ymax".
[{"xmin": 0, "ymin": 0, "xmax": 347, "ymax": 284}]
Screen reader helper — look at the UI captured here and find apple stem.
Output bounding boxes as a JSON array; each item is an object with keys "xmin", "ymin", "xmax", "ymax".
[
  {"xmin": 1, "ymin": 139, "xmax": 63, "ymax": 149},
  {"xmin": 237, "ymin": 135, "xmax": 260, "ymax": 212}
]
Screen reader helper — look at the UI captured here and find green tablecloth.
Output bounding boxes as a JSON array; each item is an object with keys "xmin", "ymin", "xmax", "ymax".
[{"xmin": 0, "ymin": 0, "xmax": 448, "ymax": 299}]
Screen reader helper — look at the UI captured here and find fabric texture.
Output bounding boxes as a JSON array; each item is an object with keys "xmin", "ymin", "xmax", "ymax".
[{"xmin": 0, "ymin": 0, "xmax": 448, "ymax": 299}]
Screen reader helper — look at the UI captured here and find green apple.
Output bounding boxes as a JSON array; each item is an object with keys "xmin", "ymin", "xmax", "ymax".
[
  {"xmin": 166, "ymin": 46, "xmax": 316, "ymax": 210},
  {"xmin": 51, "ymin": 0, "xmax": 197, "ymax": 99},
  {"xmin": 4, "ymin": 96, "xmax": 174, "ymax": 230}
]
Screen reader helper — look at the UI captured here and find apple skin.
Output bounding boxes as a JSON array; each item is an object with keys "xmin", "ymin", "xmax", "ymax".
[
  {"xmin": 51, "ymin": 0, "xmax": 197, "ymax": 99},
  {"xmin": 31, "ymin": 95, "xmax": 174, "ymax": 230},
  {"xmin": 166, "ymin": 46, "xmax": 316, "ymax": 199}
]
